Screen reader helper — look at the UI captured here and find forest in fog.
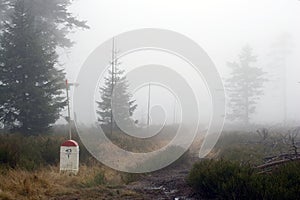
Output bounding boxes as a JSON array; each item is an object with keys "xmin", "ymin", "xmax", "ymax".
[{"xmin": 0, "ymin": 0, "xmax": 300, "ymax": 199}]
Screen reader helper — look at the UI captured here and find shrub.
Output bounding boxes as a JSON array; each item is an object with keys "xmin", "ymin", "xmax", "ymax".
[
  {"xmin": 84, "ymin": 171, "xmax": 106, "ymax": 187},
  {"xmin": 0, "ymin": 134, "xmax": 64, "ymax": 170},
  {"xmin": 259, "ymin": 162, "xmax": 300, "ymax": 199},
  {"xmin": 188, "ymin": 159, "xmax": 300, "ymax": 200},
  {"xmin": 121, "ymin": 173, "xmax": 139, "ymax": 184},
  {"xmin": 188, "ymin": 159, "xmax": 257, "ymax": 199}
]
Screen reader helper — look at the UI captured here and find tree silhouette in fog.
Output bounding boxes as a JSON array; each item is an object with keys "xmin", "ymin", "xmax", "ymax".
[
  {"xmin": 96, "ymin": 43, "xmax": 137, "ymax": 133},
  {"xmin": 226, "ymin": 46, "xmax": 267, "ymax": 126},
  {"xmin": 0, "ymin": 0, "xmax": 87, "ymax": 134},
  {"xmin": 0, "ymin": 0, "xmax": 88, "ymax": 47}
]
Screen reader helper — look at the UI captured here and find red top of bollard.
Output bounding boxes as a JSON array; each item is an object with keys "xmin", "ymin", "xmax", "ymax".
[{"xmin": 61, "ymin": 140, "xmax": 79, "ymax": 147}]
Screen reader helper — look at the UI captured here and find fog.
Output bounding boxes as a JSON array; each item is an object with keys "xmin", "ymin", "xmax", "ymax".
[{"xmin": 61, "ymin": 0, "xmax": 300, "ymax": 127}]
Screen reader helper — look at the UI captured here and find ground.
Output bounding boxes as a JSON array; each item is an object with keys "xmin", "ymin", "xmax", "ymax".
[
  {"xmin": 46, "ymin": 163, "xmax": 199, "ymax": 200},
  {"xmin": 126, "ymin": 165, "xmax": 199, "ymax": 200}
]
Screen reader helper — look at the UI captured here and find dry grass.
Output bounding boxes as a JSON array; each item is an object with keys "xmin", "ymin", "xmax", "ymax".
[{"xmin": 0, "ymin": 164, "xmax": 138, "ymax": 200}]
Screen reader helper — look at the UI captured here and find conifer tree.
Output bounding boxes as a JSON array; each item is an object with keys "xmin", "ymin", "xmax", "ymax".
[
  {"xmin": 0, "ymin": 0, "xmax": 65, "ymax": 134},
  {"xmin": 226, "ymin": 46, "xmax": 267, "ymax": 126},
  {"xmin": 97, "ymin": 44, "xmax": 137, "ymax": 131},
  {"xmin": 0, "ymin": 0, "xmax": 88, "ymax": 47}
]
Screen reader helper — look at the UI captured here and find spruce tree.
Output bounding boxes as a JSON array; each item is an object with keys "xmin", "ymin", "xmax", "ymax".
[
  {"xmin": 97, "ymin": 46, "xmax": 137, "ymax": 131},
  {"xmin": 0, "ymin": 0, "xmax": 88, "ymax": 47},
  {"xmin": 226, "ymin": 46, "xmax": 267, "ymax": 126},
  {"xmin": 0, "ymin": 0, "xmax": 65, "ymax": 134}
]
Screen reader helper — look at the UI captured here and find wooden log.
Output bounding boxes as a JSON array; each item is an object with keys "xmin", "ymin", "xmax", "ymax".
[{"xmin": 256, "ymin": 157, "xmax": 300, "ymax": 169}]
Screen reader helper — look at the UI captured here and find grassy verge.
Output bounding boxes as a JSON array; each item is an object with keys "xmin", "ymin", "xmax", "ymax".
[{"xmin": 0, "ymin": 164, "xmax": 142, "ymax": 200}]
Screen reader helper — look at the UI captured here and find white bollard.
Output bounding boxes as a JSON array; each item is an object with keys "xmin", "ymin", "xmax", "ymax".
[{"xmin": 59, "ymin": 140, "xmax": 79, "ymax": 175}]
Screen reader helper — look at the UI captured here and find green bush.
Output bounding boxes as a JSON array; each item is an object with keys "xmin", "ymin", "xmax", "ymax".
[
  {"xmin": 84, "ymin": 171, "xmax": 106, "ymax": 187},
  {"xmin": 188, "ymin": 159, "xmax": 300, "ymax": 200},
  {"xmin": 121, "ymin": 172, "xmax": 140, "ymax": 184},
  {"xmin": 0, "ymin": 131, "xmax": 97, "ymax": 170},
  {"xmin": 0, "ymin": 134, "xmax": 65, "ymax": 170},
  {"xmin": 188, "ymin": 159, "xmax": 256, "ymax": 199},
  {"xmin": 259, "ymin": 162, "xmax": 300, "ymax": 199}
]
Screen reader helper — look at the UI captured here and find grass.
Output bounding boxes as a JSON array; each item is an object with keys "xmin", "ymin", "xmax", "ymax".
[
  {"xmin": 0, "ymin": 164, "xmax": 141, "ymax": 200},
  {"xmin": 210, "ymin": 129, "xmax": 300, "ymax": 165},
  {"xmin": 187, "ymin": 129, "xmax": 300, "ymax": 199},
  {"xmin": 0, "ymin": 126, "xmax": 186, "ymax": 199},
  {"xmin": 1, "ymin": 127, "xmax": 299, "ymax": 199}
]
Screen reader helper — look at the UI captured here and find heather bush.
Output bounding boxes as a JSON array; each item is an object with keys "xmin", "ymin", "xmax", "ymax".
[{"xmin": 188, "ymin": 159, "xmax": 300, "ymax": 200}]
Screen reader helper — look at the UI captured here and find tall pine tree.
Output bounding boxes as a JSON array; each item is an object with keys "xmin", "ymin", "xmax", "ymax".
[
  {"xmin": 0, "ymin": 0, "xmax": 66, "ymax": 134},
  {"xmin": 97, "ymin": 43, "xmax": 137, "ymax": 132},
  {"xmin": 0, "ymin": 0, "xmax": 88, "ymax": 47},
  {"xmin": 226, "ymin": 46, "xmax": 267, "ymax": 126}
]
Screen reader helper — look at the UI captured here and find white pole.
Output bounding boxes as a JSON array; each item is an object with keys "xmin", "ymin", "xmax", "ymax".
[{"xmin": 66, "ymin": 80, "xmax": 72, "ymax": 140}]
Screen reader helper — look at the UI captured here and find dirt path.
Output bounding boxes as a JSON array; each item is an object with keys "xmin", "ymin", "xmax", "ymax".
[
  {"xmin": 50, "ymin": 166, "xmax": 198, "ymax": 200},
  {"xmin": 50, "ymin": 158, "xmax": 201, "ymax": 200},
  {"xmin": 125, "ymin": 161, "xmax": 201, "ymax": 200}
]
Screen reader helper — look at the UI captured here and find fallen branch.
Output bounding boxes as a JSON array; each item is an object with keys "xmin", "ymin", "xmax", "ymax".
[{"xmin": 256, "ymin": 157, "xmax": 300, "ymax": 170}]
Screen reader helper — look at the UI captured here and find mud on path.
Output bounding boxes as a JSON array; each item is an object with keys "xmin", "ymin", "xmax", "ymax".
[
  {"xmin": 49, "ymin": 154, "xmax": 203, "ymax": 200},
  {"xmin": 126, "ymin": 165, "xmax": 200, "ymax": 200}
]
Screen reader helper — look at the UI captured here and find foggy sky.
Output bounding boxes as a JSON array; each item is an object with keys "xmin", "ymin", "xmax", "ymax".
[{"xmin": 60, "ymin": 0, "xmax": 300, "ymax": 125}]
